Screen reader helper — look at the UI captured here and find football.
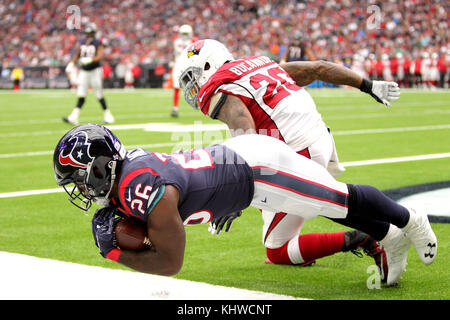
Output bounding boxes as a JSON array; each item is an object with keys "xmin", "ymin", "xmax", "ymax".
[{"xmin": 115, "ymin": 216, "xmax": 152, "ymax": 251}]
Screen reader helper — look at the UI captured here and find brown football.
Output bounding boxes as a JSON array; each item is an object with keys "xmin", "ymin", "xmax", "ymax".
[{"xmin": 115, "ymin": 216, "xmax": 152, "ymax": 251}]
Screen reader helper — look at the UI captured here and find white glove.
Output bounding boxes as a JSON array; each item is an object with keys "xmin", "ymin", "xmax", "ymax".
[
  {"xmin": 360, "ymin": 79, "xmax": 400, "ymax": 107},
  {"xmin": 79, "ymin": 57, "xmax": 93, "ymax": 66},
  {"xmin": 65, "ymin": 61, "xmax": 74, "ymax": 74},
  {"xmin": 371, "ymin": 81, "xmax": 400, "ymax": 106}
]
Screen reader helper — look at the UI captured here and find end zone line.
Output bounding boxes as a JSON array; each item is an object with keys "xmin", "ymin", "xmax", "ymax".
[{"xmin": 1, "ymin": 152, "xmax": 450, "ymax": 199}]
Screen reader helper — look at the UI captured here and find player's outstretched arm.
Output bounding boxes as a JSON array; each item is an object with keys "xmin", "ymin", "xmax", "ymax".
[
  {"xmin": 280, "ymin": 60, "xmax": 363, "ymax": 88},
  {"xmin": 281, "ymin": 60, "xmax": 400, "ymax": 106}
]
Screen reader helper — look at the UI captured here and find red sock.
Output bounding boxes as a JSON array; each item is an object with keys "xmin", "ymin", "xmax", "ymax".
[
  {"xmin": 298, "ymin": 232, "xmax": 345, "ymax": 262},
  {"xmin": 173, "ymin": 88, "xmax": 179, "ymax": 107},
  {"xmin": 266, "ymin": 232, "xmax": 345, "ymax": 265}
]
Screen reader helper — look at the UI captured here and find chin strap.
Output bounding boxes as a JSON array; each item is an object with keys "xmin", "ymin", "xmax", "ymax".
[{"xmin": 94, "ymin": 160, "xmax": 118, "ymax": 207}]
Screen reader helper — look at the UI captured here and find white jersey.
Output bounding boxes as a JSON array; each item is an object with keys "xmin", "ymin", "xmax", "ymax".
[
  {"xmin": 173, "ymin": 36, "xmax": 197, "ymax": 63},
  {"xmin": 198, "ymin": 55, "xmax": 328, "ymax": 152},
  {"xmin": 172, "ymin": 36, "xmax": 198, "ymax": 88}
]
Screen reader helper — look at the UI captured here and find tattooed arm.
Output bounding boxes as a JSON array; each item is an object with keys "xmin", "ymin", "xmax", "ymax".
[
  {"xmin": 280, "ymin": 60, "xmax": 363, "ymax": 88},
  {"xmin": 280, "ymin": 60, "xmax": 400, "ymax": 106},
  {"xmin": 216, "ymin": 94, "xmax": 256, "ymax": 136}
]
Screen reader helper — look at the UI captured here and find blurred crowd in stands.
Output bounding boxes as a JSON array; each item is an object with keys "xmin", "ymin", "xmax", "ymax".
[{"xmin": 1, "ymin": 0, "xmax": 448, "ymax": 88}]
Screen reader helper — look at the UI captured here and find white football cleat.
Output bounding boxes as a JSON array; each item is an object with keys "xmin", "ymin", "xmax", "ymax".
[
  {"xmin": 380, "ymin": 224, "xmax": 411, "ymax": 286},
  {"xmin": 402, "ymin": 206, "xmax": 437, "ymax": 265},
  {"xmin": 62, "ymin": 108, "xmax": 80, "ymax": 126},
  {"xmin": 103, "ymin": 109, "xmax": 115, "ymax": 124}
]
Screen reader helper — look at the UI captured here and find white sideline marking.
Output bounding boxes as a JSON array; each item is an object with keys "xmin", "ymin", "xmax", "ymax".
[
  {"xmin": 0, "ymin": 188, "xmax": 65, "ymax": 198},
  {"xmin": 0, "ymin": 251, "xmax": 303, "ymax": 300},
  {"xmin": 1, "ymin": 152, "xmax": 450, "ymax": 199}
]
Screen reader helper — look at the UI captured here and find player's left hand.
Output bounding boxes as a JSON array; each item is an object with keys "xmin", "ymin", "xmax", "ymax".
[
  {"xmin": 360, "ymin": 79, "xmax": 400, "ymax": 107},
  {"xmin": 91, "ymin": 207, "xmax": 120, "ymax": 258},
  {"xmin": 79, "ymin": 57, "xmax": 93, "ymax": 66},
  {"xmin": 208, "ymin": 211, "xmax": 242, "ymax": 235}
]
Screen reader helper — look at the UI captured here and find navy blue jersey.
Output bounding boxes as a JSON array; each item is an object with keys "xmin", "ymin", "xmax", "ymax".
[
  {"xmin": 115, "ymin": 145, "xmax": 254, "ymax": 225},
  {"xmin": 286, "ymin": 44, "xmax": 307, "ymax": 62},
  {"xmin": 79, "ymin": 37, "xmax": 105, "ymax": 70}
]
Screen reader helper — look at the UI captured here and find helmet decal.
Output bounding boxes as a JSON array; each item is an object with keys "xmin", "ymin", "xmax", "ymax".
[
  {"xmin": 58, "ymin": 131, "xmax": 93, "ymax": 168},
  {"xmin": 187, "ymin": 40, "xmax": 205, "ymax": 58}
]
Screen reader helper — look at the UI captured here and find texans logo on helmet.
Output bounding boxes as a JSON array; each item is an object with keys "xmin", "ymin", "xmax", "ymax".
[
  {"xmin": 187, "ymin": 40, "xmax": 204, "ymax": 58},
  {"xmin": 58, "ymin": 131, "xmax": 93, "ymax": 168}
]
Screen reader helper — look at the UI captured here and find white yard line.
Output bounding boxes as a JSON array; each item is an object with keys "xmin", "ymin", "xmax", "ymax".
[
  {"xmin": 1, "ymin": 122, "xmax": 450, "ymax": 154},
  {"xmin": 1, "ymin": 152, "xmax": 450, "ymax": 199},
  {"xmin": 1, "ymin": 122, "xmax": 449, "ymax": 138},
  {"xmin": 0, "ymin": 251, "xmax": 303, "ymax": 300},
  {"xmin": 341, "ymin": 152, "xmax": 450, "ymax": 167}
]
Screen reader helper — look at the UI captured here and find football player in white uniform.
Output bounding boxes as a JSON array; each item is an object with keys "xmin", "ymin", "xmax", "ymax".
[
  {"xmin": 170, "ymin": 24, "xmax": 197, "ymax": 117},
  {"xmin": 177, "ymin": 39, "xmax": 402, "ymax": 281},
  {"xmin": 63, "ymin": 23, "xmax": 114, "ymax": 125}
]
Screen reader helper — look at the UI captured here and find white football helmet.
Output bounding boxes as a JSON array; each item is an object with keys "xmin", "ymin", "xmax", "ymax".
[
  {"xmin": 179, "ymin": 24, "xmax": 193, "ymax": 40},
  {"xmin": 177, "ymin": 39, "xmax": 234, "ymax": 109}
]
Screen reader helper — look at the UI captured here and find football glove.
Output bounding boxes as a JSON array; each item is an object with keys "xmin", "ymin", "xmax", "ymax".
[
  {"xmin": 79, "ymin": 57, "xmax": 93, "ymax": 66},
  {"xmin": 208, "ymin": 211, "xmax": 242, "ymax": 235},
  {"xmin": 91, "ymin": 206, "xmax": 122, "ymax": 261},
  {"xmin": 359, "ymin": 78, "xmax": 400, "ymax": 107},
  {"xmin": 65, "ymin": 61, "xmax": 75, "ymax": 74}
]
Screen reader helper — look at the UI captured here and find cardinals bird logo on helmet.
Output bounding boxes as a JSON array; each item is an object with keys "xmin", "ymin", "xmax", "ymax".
[{"xmin": 187, "ymin": 40, "xmax": 204, "ymax": 58}]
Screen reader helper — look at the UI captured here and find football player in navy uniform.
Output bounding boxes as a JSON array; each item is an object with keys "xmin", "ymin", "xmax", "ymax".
[
  {"xmin": 53, "ymin": 124, "xmax": 437, "ymax": 286},
  {"xmin": 280, "ymin": 31, "xmax": 316, "ymax": 64},
  {"xmin": 63, "ymin": 23, "xmax": 114, "ymax": 126}
]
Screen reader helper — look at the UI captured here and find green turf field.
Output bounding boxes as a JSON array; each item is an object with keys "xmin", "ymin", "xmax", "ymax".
[{"xmin": 0, "ymin": 88, "xmax": 449, "ymax": 300}]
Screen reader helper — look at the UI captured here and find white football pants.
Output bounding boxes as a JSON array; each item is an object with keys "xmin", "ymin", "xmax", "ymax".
[
  {"xmin": 223, "ymin": 134, "xmax": 349, "ymax": 248},
  {"xmin": 77, "ymin": 67, "xmax": 104, "ymax": 99}
]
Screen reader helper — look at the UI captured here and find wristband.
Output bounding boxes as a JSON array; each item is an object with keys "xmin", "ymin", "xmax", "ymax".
[
  {"xmin": 359, "ymin": 78, "xmax": 373, "ymax": 94},
  {"xmin": 105, "ymin": 248, "xmax": 122, "ymax": 262}
]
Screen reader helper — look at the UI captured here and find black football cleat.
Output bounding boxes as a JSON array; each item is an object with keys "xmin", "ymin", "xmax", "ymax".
[{"xmin": 343, "ymin": 230, "xmax": 388, "ymax": 283}]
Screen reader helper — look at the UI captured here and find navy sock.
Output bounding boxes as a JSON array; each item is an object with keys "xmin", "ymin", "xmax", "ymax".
[
  {"xmin": 330, "ymin": 215, "xmax": 390, "ymax": 242},
  {"xmin": 331, "ymin": 184, "xmax": 410, "ymax": 241},
  {"xmin": 348, "ymin": 184, "xmax": 410, "ymax": 228},
  {"xmin": 76, "ymin": 97, "xmax": 85, "ymax": 108},
  {"xmin": 99, "ymin": 97, "xmax": 107, "ymax": 110}
]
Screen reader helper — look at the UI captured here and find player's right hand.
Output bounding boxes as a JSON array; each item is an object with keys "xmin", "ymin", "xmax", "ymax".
[
  {"xmin": 371, "ymin": 80, "xmax": 400, "ymax": 107},
  {"xmin": 208, "ymin": 211, "xmax": 242, "ymax": 235},
  {"xmin": 91, "ymin": 207, "xmax": 121, "ymax": 259},
  {"xmin": 360, "ymin": 78, "xmax": 400, "ymax": 107}
]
